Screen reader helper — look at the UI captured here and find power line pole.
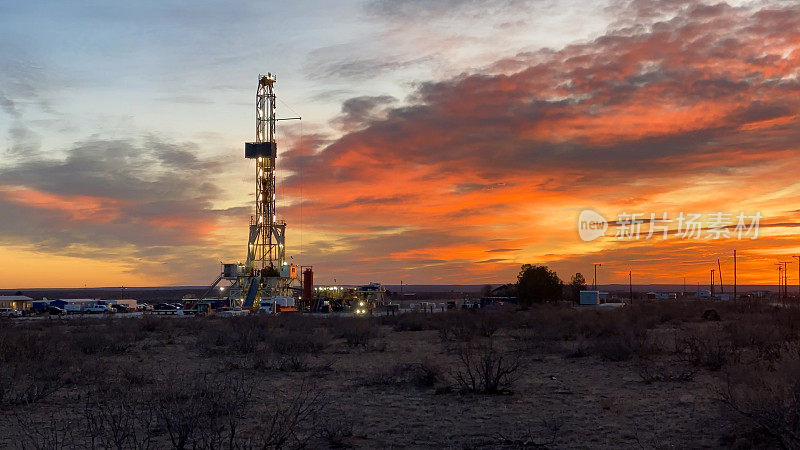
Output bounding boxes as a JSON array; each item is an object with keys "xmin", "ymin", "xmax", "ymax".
[
  {"xmin": 784, "ymin": 261, "xmax": 790, "ymax": 300},
  {"xmin": 711, "ymin": 269, "xmax": 715, "ymax": 298},
  {"xmin": 683, "ymin": 276, "xmax": 686, "ymax": 298},
  {"xmin": 733, "ymin": 250, "xmax": 737, "ymax": 301},
  {"xmin": 629, "ymin": 270, "xmax": 633, "ymax": 305},
  {"xmin": 794, "ymin": 255, "xmax": 800, "ymax": 299},
  {"xmin": 593, "ymin": 263, "xmax": 602, "ymax": 291},
  {"xmin": 718, "ymin": 259, "xmax": 724, "ymax": 295}
]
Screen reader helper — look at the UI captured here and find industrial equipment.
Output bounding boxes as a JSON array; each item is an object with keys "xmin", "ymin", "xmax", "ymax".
[{"xmin": 203, "ymin": 74, "xmax": 299, "ymax": 311}]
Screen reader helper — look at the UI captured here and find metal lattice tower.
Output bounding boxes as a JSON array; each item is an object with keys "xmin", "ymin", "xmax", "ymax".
[{"xmin": 249, "ymin": 74, "xmax": 285, "ymax": 273}]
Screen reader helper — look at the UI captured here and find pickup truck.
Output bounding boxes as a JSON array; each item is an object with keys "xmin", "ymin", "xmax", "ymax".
[
  {"xmin": 0, "ymin": 308, "xmax": 21, "ymax": 318},
  {"xmin": 87, "ymin": 305, "xmax": 112, "ymax": 314}
]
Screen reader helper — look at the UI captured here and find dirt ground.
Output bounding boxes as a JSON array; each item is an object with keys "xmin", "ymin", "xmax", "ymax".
[{"xmin": 0, "ymin": 303, "xmax": 792, "ymax": 448}]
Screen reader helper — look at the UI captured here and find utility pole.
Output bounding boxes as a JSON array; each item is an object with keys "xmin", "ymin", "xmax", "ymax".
[
  {"xmin": 794, "ymin": 255, "xmax": 800, "ymax": 299},
  {"xmin": 629, "ymin": 270, "xmax": 633, "ymax": 305},
  {"xmin": 784, "ymin": 261, "xmax": 790, "ymax": 300},
  {"xmin": 733, "ymin": 250, "xmax": 737, "ymax": 301},
  {"xmin": 683, "ymin": 276, "xmax": 686, "ymax": 298},
  {"xmin": 718, "ymin": 259, "xmax": 724, "ymax": 295},
  {"xmin": 775, "ymin": 264, "xmax": 783, "ymax": 300},
  {"xmin": 593, "ymin": 263, "xmax": 602, "ymax": 291},
  {"xmin": 711, "ymin": 269, "xmax": 715, "ymax": 298}
]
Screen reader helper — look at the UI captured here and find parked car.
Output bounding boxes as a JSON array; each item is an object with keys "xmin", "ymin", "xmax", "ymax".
[
  {"xmin": 111, "ymin": 304, "xmax": 129, "ymax": 313},
  {"xmin": 0, "ymin": 308, "xmax": 22, "ymax": 318},
  {"xmin": 87, "ymin": 304, "xmax": 112, "ymax": 314},
  {"xmin": 45, "ymin": 306, "xmax": 66, "ymax": 315},
  {"xmin": 155, "ymin": 303, "xmax": 178, "ymax": 311}
]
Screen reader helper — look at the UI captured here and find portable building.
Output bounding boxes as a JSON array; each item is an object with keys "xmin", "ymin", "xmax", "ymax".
[{"xmin": 579, "ymin": 290, "xmax": 600, "ymax": 305}]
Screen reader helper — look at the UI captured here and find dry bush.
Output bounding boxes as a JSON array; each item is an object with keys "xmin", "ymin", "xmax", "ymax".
[
  {"xmin": 327, "ymin": 318, "xmax": 380, "ymax": 348},
  {"xmin": 70, "ymin": 329, "xmax": 133, "ymax": 356},
  {"xmin": 437, "ymin": 310, "xmax": 509, "ymax": 343},
  {"xmin": 493, "ymin": 419, "xmax": 562, "ymax": 448},
  {"xmin": 271, "ymin": 328, "xmax": 329, "ymax": 355},
  {"xmin": 320, "ymin": 416, "xmax": 355, "ymax": 449},
  {"xmin": 590, "ymin": 328, "xmax": 650, "ymax": 362},
  {"xmin": 637, "ymin": 357, "xmax": 698, "ymax": 383},
  {"xmin": 12, "ymin": 413, "xmax": 81, "ymax": 449},
  {"xmin": 452, "ymin": 342, "xmax": 521, "ymax": 395},
  {"xmin": 197, "ymin": 315, "xmax": 275, "ymax": 355},
  {"xmin": 247, "ymin": 383, "xmax": 327, "ymax": 449},
  {"xmin": 149, "ymin": 371, "xmax": 257, "ymax": 449},
  {"xmin": 675, "ymin": 326, "xmax": 741, "ymax": 371},
  {"xmin": 362, "ymin": 360, "xmax": 444, "ymax": 389},
  {"xmin": 716, "ymin": 347, "xmax": 800, "ymax": 448},
  {"xmin": 383, "ymin": 312, "xmax": 435, "ymax": 331},
  {"xmin": 83, "ymin": 384, "xmax": 158, "ymax": 449},
  {"xmin": 0, "ymin": 324, "xmax": 77, "ymax": 406}
]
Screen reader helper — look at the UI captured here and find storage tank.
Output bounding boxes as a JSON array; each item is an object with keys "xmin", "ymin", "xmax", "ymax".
[{"xmin": 303, "ymin": 267, "xmax": 313, "ymax": 309}]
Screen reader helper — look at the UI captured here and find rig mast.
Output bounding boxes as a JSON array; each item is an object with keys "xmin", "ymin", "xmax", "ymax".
[
  {"xmin": 249, "ymin": 73, "xmax": 285, "ymax": 271},
  {"xmin": 230, "ymin": 74, "xmax": 297, "ymax": 308},
  {"xmin": 199, "ymin": 73, "xmax": 299, "ymax": 312}
]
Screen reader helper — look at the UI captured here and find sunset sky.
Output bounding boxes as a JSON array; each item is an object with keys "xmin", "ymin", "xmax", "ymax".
[{"xmin": 1, "ymin": 0, "xmax": 800, "ymax": 288}]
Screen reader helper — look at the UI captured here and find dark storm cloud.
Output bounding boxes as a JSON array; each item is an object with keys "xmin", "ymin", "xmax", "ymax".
[
  {"xmin": 0, "ymin": 137, "xmax": 228, "ymax": 259},
  {"xmin": 283, "ymin": 1, "xmax": 800, "ymax": 190},
  {"xmin": 304, "ymin": 52, "xmax": 430, "ymax": 81},
  {"xmin": 365, "ymin": 0, "xmax": 529, "ymax": 19},
  {"xmin": 333, "ymin": 95, "xmax": 397, "ymax": 131}
]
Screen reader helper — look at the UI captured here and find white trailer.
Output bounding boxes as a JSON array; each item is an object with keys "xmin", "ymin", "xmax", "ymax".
[{"xmin": 579, "ymin": 290, "xmax": 600, "ymax": 305}]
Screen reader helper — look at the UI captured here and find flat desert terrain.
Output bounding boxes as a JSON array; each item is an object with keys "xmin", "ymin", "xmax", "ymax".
[{"xmin": 1, "ymin": 302, "xmax": 796, "ymax": 448}]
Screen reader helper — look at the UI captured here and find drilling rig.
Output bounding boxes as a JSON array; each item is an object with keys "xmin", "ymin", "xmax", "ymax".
[{"xmin": 203, "ymin": 74, "xmax": 298, "ymax": 310}]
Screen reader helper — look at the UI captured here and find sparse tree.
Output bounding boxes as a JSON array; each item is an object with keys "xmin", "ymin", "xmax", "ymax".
[
  {"xmin": 517, "ymin": 264, "xmax": 563, "ymax": 306},
  {"xmin": 569, "ymin": 273, "xmax": 587, "ymax": 303}
]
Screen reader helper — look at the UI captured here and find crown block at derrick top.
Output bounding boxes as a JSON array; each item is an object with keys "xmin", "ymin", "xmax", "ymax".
[{"xmin": 245, "ymin": 142, "xmax": 277, "ymax": 159}]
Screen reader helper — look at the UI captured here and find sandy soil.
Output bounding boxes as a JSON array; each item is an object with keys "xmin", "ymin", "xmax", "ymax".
[{"xmin": 0, "ymin": 316, "xmax": 734, "ymax": 449}]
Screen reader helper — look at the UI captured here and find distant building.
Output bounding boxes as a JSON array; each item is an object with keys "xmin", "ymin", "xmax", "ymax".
[
  {"xmin": 646, "ymin": 292, "xmax": 677, "ymax": 300},
  {"xmin": 579, "ymin": 290, "xmax": 599, "ymax": 305},
  {"xmin": 0, "ymin": 295, "xmax": 33, "ymax": 311}
]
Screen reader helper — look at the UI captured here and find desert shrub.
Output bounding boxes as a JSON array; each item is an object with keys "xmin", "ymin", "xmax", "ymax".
[
  {"xmin": 717, "ymin": 348, "xmax": 800, "ymax": 448},
  {"xmin": 676, "ymin": 327, "xmax": 741, "ymax": 371},
  {"xmin": 328, "ymin": 319, "xmax": 379, "ymax": 348},
  {"xmin": 363, "ymin": 361, "xmax": 444, "ymax": 388},
  {"xmin": 723, "ymin": 316, "xmax": 793, "ymax": 367},
  {"xmin": 12, "ymin": 413, "xmax": 81, "ymax": 449},
  {"xmin": 438, "ymin": 315, "xmax": 479, "ymax": 342},
  {"xmin": 197, "ymin": 315, "xmax": 275, "ymax": 355},
  {"xmin": 277, "ymin": 353, "xmax": 311, "ymax": 372},
  {"xmin": 320, "ymin": 417, "xmax": 355, "ymax": 449},
  {"xmin": 152, "ymin": 372, "xmax": 255, "ymax": 449},
  {"xmin": 248, "ymin": 383, "xmax": 327, "ymax": 448},
  {"xmin": 591, "ymin": 328, "xmax": 649, "ymax": 362},
  {"xmin": 70, "ymin": 329, "xmax": 132, "ymax": 355},
  {"xmin": 0, "ymin": 325, "xmax": 76, "ymax": 406},
  {"xmin": 83, "ymin": 384, "xmax": 158, "ymax": 449},
  {"xmin": 637, "ymin": 357, "xmax": 698, "ymax": 383},
  {"xmin": 385, "ymin": 313, "xmax": 435, "ymax": 332},
  {"xmin": 436, "ymin": 310, "xmax": 509, "ymax": 343},
  {"xmin": 452, "ymin": 342, "xmax": 521, "ymax": 394},
  {"xmin": 271, "ymin": 328, "xmax": 329, "ymax": 355}
]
